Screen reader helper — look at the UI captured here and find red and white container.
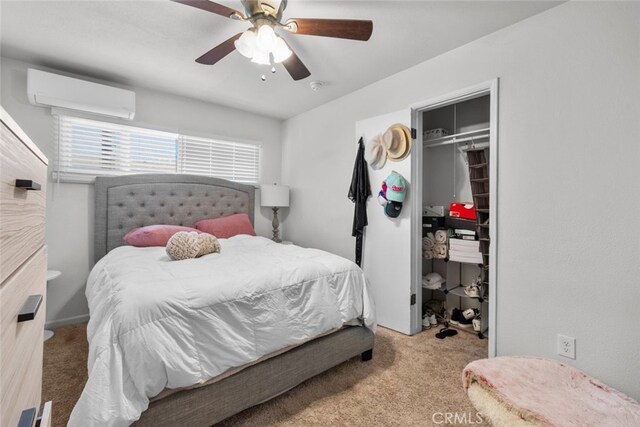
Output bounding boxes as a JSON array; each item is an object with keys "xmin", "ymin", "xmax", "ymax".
[{"xmin": 449, "ymin": 202, "xmax": 476, "ymax": 220}]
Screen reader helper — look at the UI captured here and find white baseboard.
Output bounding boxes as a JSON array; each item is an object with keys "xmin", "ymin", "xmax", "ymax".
[{"xmin": 45, "ymin": 313, "xmax": 89, "ymax": 330}]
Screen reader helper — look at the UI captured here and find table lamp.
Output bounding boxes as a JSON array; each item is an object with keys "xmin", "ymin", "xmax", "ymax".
[{"xmin": 260, "ymin": 183, "xmax": 290, "ymax": 243}]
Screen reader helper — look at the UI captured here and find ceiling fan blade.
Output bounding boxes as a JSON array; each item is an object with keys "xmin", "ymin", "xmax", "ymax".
[
  {"xmin": 284, "ymin": 18, "xmax": 373, "ymax": 41},
  {"xmin": 172, "ymin": 0, "xmax": 244, "ymax": 20},
  {"xmin": 196, "ymin": 33, "xmax": 243, "ymax": 65},
  {"xmin": 282, "ymin": 42, "xmax": 311, "ymax": 81}
]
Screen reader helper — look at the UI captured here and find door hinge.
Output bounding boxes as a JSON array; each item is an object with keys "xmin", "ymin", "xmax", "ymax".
[
  {"xmin": 410, "ymin": 293, "xmax": 417, "ymax": 305},
  {"xmin": 411, "ymin": 128, "xmax": 417, "ymax": 139}
]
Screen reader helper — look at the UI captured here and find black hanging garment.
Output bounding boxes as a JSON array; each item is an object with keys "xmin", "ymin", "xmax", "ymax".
[{"xmin": 348, "ymin": 137, "xmax": 371, "ymax": 266}]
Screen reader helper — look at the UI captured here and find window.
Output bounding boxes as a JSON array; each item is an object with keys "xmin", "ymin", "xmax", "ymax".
[
  {"xmin": 55, "ymin": 115, "xmax": 261, "ymax": 184},
  {"xmin": 179, "ymin": 135, "xmax": 261, "ymax": 184}
]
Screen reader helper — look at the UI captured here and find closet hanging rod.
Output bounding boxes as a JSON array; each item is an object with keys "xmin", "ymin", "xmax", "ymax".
[
  {"xmin": 424, "ymin": 128, "xmax": 490, "ymax": 148},
  {"xmin": 458, "ymin": 141, "xmax": 489, "ymax": 154}
]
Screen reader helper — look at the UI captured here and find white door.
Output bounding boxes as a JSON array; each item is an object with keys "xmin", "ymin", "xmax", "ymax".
[{"xmin": 355, "ymin": 109, "xmax": 416, "ymax": 335}]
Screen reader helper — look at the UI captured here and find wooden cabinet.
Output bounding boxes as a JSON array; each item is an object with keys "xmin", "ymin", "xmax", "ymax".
[{"xmin": 0, "ymin": 107, "xmax": 51, "ymax": 427}]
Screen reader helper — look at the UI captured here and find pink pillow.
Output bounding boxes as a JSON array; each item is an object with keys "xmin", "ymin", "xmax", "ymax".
[
  {"xmin": 194, "ymin": 213, "xmax": 256, "ymax": 239},
  {"xmin": 123, "ymin": 225, "xmax": 200, "ymax": 247}
]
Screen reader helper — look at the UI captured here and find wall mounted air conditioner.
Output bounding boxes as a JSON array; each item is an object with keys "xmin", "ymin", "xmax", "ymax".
[{"xmin": 27, "ymin": 68, "xmax": 136, "ymax": 120}]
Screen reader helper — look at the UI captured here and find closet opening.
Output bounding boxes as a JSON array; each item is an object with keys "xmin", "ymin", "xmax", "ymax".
[{"xmin": 410, "ymin": 80, "xmax": 498, "ymax": 356}]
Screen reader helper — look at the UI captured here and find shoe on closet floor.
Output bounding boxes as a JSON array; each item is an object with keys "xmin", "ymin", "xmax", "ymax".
[
  {"xmin": 451, "ymin": 308, "xmax": 473, "ymax": 328},
  {"xmin": 435, "ymin": 328, "xmax": 458, "ymax": 339},
  {"xmin": 458, "ymin": 317, "xmax": 474, "ymax": 328},
  {"xmin": 451, "ymin": 308, "xmax": 460, "ymax": 323},
  {"xmin": 449, "ymin": 308, "xmax": 462, "ymax": 325},
  {"xmin": 473, "ymin": 317, "xmax": 482, "ymax": 332},
  {"xmin": 428, "ymin": 314, "xmax": 437, "ymax": 326},
  {"xmin": 422, "ymin": 313, "xmax": 432, "ymax": 329},
  {"xmin": 423, "ymin": 309, "xmax": 438, "ymax": 328},
  {"xmin": 463, "ymin": 308, "xmax": 479, "ymax": 320}
]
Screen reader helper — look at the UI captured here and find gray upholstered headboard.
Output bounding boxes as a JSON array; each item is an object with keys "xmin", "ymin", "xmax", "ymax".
[{"xmin": 94, "ymin": 174, "xmax": 255, "ymax": 262}]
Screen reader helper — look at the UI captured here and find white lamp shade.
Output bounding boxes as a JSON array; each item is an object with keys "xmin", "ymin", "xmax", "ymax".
[
  {"xmin": 234, "ymin": 30, "xmax": 256, "ymax": 58},
  {"xmin": 251, "ymin": 48, "xmax": 271, "ymax": 65},
  {"xmin": 261, "ymin": 184, "xmax": 290, "ymax": 207},
  {"xmin": 255, "ymin": 25, "xmax": 277, "ymax": 53},
  {"xmin": 272, "ymin": 37, "xmax": 292, "ymax": 63}
]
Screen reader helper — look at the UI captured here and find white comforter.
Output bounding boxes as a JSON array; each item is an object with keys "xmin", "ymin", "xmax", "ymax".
[{"xmin": 69, "ymin": 235, "xmax": 375, "ymax": 426}]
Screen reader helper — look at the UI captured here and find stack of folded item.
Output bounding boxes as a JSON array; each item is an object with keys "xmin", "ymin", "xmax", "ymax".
[
  {"xmin": 422, "ymin": 272, "xmax": 445, "ymax": 290},
  {"xmin": 433, "ymin": 230, "xmax": 448, "ymax": 259},
  {"xmin": 452, "ymin": 228, "xmax": 476, "ymax": 240},
  {"xmin": 422, "ymin": 232, "xmax": 435, "ymax": 259},
  {"xmin": 449, "ymin": 237, "xmax": 482, "ymax": 264}
]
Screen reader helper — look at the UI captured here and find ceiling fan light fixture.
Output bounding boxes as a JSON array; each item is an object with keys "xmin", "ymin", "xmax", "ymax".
[
  {"xmin": 272, "ymin": 37, "xmax": 292, "ymax": 63},
  {"xmin": 234, "ymin": 29, "xmax": 256, "ymax": 58},
  {"xmin": 251, "ymin": 48, "xmax": 271, "ymax": 65},
  {"xmin": 173, "ymin": 0, "xmax": 374, "ymax": 81},
  {"xmin": 255, "ymin": 24, "xmax": 278, "ymax": 53}
]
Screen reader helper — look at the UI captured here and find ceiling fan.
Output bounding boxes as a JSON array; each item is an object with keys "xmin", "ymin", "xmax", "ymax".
[{"xmin": 173, "ymin": 0, "xmax": 373, "ymax": 81}]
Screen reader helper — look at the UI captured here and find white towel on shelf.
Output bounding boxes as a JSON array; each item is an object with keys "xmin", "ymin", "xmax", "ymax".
[
  {"xmin": 435, "ymin": 230, "xmax": 448, "ymax": 244},
  {"xmin": 422, "ymin": 233, "xmax": 435, "ymax": 250},
  {"xmin": 423, "ymin": 249, "xmax": 434, "ymax": 260},
  {"xmin": 422, "ymin": 278, "xmax": 444, "ymax": 290},
  {"xmin": 433, "ymin": 243, "xmax": 447, "ymax": 259}
]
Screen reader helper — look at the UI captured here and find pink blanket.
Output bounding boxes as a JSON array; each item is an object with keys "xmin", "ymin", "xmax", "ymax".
[{"xmin": 463, "ymin": 356, "xmax": 640, "ymax": 426}]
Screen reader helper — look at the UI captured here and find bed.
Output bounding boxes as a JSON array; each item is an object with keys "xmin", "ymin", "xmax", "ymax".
[{"xmin": 69, "ymin": 174, "xmax": 375, "ymax": 427}]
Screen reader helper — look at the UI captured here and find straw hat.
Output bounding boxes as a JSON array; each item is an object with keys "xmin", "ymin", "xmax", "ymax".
[
  {"xmin": 365, "ymin": 135, "xmax": 386, "ymax": 170},
  {"xmin": 385, "ymin": 124, "xmax": 412, "ymax": 161},
  {"xmin": 381, "ymin": 128, "xmax": 398, "ymax": 152}
]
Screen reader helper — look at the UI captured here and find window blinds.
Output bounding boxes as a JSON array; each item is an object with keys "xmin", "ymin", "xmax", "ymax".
[
  {"xmin": 178, "ymin": 135, "xmax": 260, "ymax": 184},
  {"xmin": 55, "ymin": 115, "xmax": 261, "ymax": 184}
]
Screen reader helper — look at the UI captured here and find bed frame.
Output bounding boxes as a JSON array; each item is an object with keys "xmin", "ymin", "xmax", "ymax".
[{"xmin": 93, "ymin": 174, "xmax": 374, "ymax": 426}]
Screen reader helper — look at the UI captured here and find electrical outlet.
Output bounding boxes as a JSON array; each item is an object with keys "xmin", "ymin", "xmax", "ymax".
[{"xmin": 557, "ymin": 334, "xmax": 576, "ymax": 359}]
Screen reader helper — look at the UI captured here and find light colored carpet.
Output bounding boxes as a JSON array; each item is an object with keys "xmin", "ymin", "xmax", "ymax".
[{"xmin": 43, "ymin": 324, "xmax": 487, "ymax": 426}]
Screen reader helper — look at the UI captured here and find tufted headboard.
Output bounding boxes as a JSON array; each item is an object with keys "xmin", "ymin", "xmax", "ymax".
[{"xmin": 94, "ymin": 174, "xmax": 255, "ymax": 262}]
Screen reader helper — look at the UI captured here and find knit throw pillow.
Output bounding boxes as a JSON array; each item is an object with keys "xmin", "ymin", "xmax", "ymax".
[{"xmin": 166, "ymin": 231, "xmax": 220, "ymax": 261}]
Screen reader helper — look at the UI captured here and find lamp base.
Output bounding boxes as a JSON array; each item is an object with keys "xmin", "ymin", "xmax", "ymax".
[{"xmin": 271, "ymin": 207, "xmax": 282, "ymax": 243}]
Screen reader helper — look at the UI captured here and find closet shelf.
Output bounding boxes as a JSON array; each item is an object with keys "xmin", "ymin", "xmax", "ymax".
[
  {"xmin": 447, "ymin": 285, "xmax": 486, "ymax": 302},
  {"xmin": 446, "ymin": 259, "xmax": 484, "ymax": 267},
  {"xmin": 476, "ymin": 208, "xmax": 490, "ymax": 213},
  {"xmin": 444, "ymin": 217, "xmax": 476, "ymax": 231},
  {"xmin": 470, "ymin": 177, "xmax": 489, "ymax": 182},
  {"xmin": 422, "ymin": 283, "xmax": 447, "ymax": 292},
  {"xmin": 424, "ymin": 128, "xmax": 490, "ymax": 148}
]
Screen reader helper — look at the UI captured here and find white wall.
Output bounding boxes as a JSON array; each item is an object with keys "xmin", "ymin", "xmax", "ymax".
[
  {"xmin": 356, "ymin": 110, "xmax": 413, "ymax": 335},
  {"xmin": 423, "ymin": 145, "xmax": 473, "ymax": 208},
  {"xmin": 282, "ymin": 1, "xmax": 640, "ymax": 399},
  {"xmin": 1, "ymin": 57, "xmax": 283, "ymax": 327}
]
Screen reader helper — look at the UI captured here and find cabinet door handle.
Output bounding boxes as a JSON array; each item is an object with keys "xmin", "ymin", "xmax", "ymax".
[
  {"xmin": 17, "ymin": 407, "xmax": 36, "ymax": 427},
  {"xmin": 18, "ymin": 295, "xmax": 43, "ymax": 322},
  {"xmin": 15, "ymin": 179, "xmax": 41, "ymax": 190}
]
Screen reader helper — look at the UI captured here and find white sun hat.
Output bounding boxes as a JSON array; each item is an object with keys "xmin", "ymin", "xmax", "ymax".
[{"xmin": 365, "ymin": 135, "xmax": 387, "ymax": 170}]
